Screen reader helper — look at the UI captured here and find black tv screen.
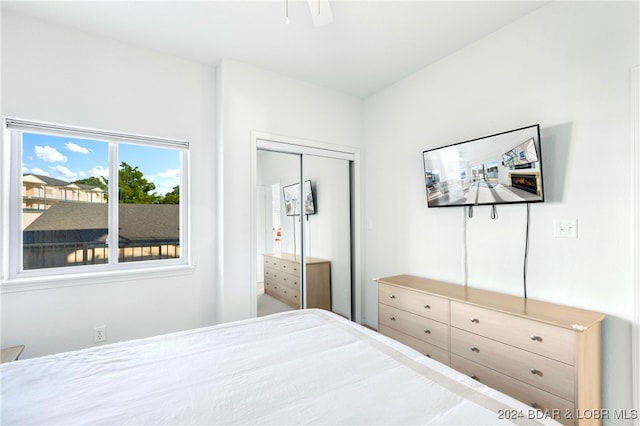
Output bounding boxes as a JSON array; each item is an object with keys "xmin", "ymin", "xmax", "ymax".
[
  {"xmin": 423, "ymin": 124, "xmax": 544, "ymax": 208},
  {"xmin": 283, "ymin": 180, "xmax": 316, "ymax": 216}
]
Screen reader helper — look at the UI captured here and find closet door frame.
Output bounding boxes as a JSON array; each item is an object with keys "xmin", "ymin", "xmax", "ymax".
[{"xmin": 250, "ymin": 131, "xmax": 362, "ymax": 323}]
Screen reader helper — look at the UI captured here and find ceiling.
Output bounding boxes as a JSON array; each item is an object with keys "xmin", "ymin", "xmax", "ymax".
[{"xmin": 2, "ymin": 1, "xmax": 547, "ymax": 98}]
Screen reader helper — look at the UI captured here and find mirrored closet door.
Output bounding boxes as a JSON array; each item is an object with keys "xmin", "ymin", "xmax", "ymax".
[{"xmin": 256, "ymin": 144, "xmax": 353, "ymax": 319}]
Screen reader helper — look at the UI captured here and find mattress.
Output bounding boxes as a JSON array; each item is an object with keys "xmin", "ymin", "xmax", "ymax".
[{"xmin": 1, "ymin": 309, "xmax": 556, "ymax": 425}]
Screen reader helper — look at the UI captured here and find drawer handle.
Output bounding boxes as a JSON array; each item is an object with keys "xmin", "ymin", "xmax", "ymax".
[
  {"xmin": 423, "ymin": 329, "xmax": 431, "ymax": 334},
  {"xmin": 531, "ymin": 402, "xmax": 540, "ymax": 409},
  {"xmin": 470, "ymin": 346, "xmax": 479, "ymax": 352},
  {"xmin": 530, "ymin": 368, "xmax": 541, "ymax": 376},
  {"xmin": 530, "ymin": 335, "xmax": 542, "ymax": 342},
  {"xmin": 283, "ymin": 290, "xmax": 287, "ymax": 294},
  {"xmin": 470, "ymin": 375, "xmax": 479, "ymax": 381},
  {"xmin": 389, "ymin": 295, "xmax": 396, "ymax": 299},
  {"xmin": 390, "ymin": 316, "xmax": 396, "ymax": 321},
  {"xmin": 470, "ymin": 318, "xmax": 479, "ymax": 323},
  {"xmin": 283, "ymin": 265, "xmax": 287, "ymax": 268},
  {"xmin": 425, "ymin": 354, "xmax": 431, "ymax": 358},
  {"xmin": 424, "ymin": 304, "xmax": 431, "ymax": 309}
]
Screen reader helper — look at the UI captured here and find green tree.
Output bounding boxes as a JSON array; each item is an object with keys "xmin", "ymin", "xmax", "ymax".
[
  {"xmin": 161, "ymin": 185, "xmax": 180, "ymax": 204},
  {"xmin": 118, "ymin": 162, "xmax": 159, "ymax": 204},
  {"xmin": 74, "ymin": 163, "xmax": 173, "ymax": 204},
  {"xmin": 74, "ymin": 176, "xmax": 108, "ymax": 192}
]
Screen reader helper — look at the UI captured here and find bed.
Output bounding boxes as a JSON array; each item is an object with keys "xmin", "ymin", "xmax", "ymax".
[{"xmin": 1, "ymin": 309, "xmax": 556, "ymax": 425}]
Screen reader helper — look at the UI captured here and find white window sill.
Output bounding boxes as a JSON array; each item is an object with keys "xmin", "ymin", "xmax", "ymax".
[{"xmin": 1, "ymin": 264, "xmax": 196, "ymax": 293}]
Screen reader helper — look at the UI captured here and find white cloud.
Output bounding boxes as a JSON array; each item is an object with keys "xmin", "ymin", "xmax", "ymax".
[
  {"xmin": 51, "ymin": 165, "xmax": 76, "ymax": 178},
  {"xmin": 90, "ymin": 166, "xmax": 110, "ymax": 178},
  {"xmin": 24, "ymin": 167, "xmax": 49, "ymax": 176},
  {"xmin": 154, "ymin": 168, "xmax": 180, "ymax": 195},
  {"xmin": 64, "ymin": 142, "xmax": 90, "ymax": 154},
  {"xmin": 35, "ymin": 145, "xmax": 67, "ymax": 163},
  {"xmin": 157, "ymin": 168, "xmax": 179, "ymax": 179}
]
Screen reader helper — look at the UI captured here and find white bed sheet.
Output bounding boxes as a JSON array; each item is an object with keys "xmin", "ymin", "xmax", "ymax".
[{"xmin": 1, "ymin": 309, "xmax": 556, "ymax": 425}]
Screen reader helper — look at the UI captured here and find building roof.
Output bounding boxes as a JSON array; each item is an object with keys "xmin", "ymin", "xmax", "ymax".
[
  {"xmin": 24, "ymin": 202, "xmax": 179, "ymax": 242},
  {"xmin": 22, "ymin": 174, "xmax": 107, "ymax": 193},
  {"xmin": 25, "ymin": 202, "xmax": 107, "ymax": 232},
  {"xmin": 119, "ymin": 204, "xmax": 180, "ymax": 242},
  {"xmin": 23, "ymin": 174, "xmax": 70, "ymax": 187}
]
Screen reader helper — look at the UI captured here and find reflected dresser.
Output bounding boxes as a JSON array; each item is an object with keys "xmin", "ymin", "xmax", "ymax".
[{"xmin": 263, "ymin": 253, "xmax": 331, "ymax": 310}]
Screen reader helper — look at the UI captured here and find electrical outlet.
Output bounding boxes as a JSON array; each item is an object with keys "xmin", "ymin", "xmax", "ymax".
[
  {"xmin": 94, "ymin": 325, "xmax": 106, "ymax": 343},
  {"xmin": 554, "ymin": 219, "xmax": 578, "ymax": 238}
]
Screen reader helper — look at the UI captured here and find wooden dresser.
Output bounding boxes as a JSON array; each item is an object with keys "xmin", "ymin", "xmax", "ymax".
[
  {"xmin": 377, "ymin": 275, "xmax": 605, "ymax": 426},
  {"xmin": 263, "ymin": 253, "xmax": 331, "ymax": 310}
]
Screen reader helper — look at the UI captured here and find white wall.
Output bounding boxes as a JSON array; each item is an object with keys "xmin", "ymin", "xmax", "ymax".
[
  {"xmin": 362, "ymin": 1, "xmax": 638, "ymax": 420},
  {"xmin": 0, "ymin": 11, "xmax": 217, "ymax": 357},
  {"xmin": 216, "ymin": 59, "xmax": 362, "ymax": 322}
]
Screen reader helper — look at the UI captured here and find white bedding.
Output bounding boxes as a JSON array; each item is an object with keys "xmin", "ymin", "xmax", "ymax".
[{"xmin": 1, "ymin": 309, "xmax": 555, "ymax": 425}]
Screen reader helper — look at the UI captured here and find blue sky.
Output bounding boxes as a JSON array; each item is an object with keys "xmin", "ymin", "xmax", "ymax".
[{"xmin": 22, "ymin": 133, "xmax": 180, "ymax": 196}]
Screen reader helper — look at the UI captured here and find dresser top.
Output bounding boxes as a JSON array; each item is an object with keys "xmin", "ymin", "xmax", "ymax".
[
  {"xmin": 378, "ymin": 275, "xmax": 605, "ymax": 331},
  {"xmin": 263, "ymin": 252, "xmax": 329, "ymax": 265}
]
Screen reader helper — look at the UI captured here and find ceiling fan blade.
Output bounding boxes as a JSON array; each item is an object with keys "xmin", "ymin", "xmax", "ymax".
[{"xmin": 307, "ymin": 0, "xmax": 333, "ymax": 27}]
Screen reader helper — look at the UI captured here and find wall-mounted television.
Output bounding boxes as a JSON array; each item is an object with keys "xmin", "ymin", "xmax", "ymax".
[
  {"xmin": 423, "ymin": 124, "xmax": 544, "ymax": 208},
  {"xmin": 283, "ymin": 180, "xmax": 316, "ymax": 216}
]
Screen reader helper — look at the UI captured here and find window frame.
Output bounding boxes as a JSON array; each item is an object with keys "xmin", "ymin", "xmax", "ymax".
[{"xmin": 1, "ymin": 118, "xmax": 191, "ymax": 289}]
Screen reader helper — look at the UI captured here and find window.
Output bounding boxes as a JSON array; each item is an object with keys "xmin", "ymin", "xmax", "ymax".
[{"xmin": 3, "ymin": 119, "xmax": 189, "ymax": 280}]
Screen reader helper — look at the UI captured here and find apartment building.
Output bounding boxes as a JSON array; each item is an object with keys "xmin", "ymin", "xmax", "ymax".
[{"xmin": 22, "ymin": 174, "xmax": 107, "ymax": 229}]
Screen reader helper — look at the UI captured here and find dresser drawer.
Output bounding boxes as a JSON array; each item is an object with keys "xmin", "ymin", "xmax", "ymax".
[
  {"xmin": 266, "ymin": 279, "xmax": 300, "ymax": 306},
  {"xmin": 379, "ymin": 325, "xmax": 450, "ymax": 365},
  {"xmin": 264, "ymin": 267, "xmax": 279, "ymax": 285},
  {"xmin": 379, "ymin": 304, "xmax": 449, "ymax": 350},
  {"xmin": 279, "ymin": 259, "xmax": 300, "ymax": 275},
  {"xmin": 264, "ymin": 257, "xmax": 300, "ymax": 275},
  {"xmin": 266, "ymin": 268, "xmax": 300, "ymax": 289},
  {"xmin": 451, "ymin": 328, "xmax": 574, "ymax": 401},
  {"xmin": 264, "ymin": 257, "xmax": 281, "ymax": 270},
  {"xmin": 279, "ymin": 285, "xmax": 300, "ymax": 306},
  {"xmin": 379, "ymin": 283, "xmax": 449, "ymax": 323},
  {"xmin": 451, "ymin": 355, "xmax": 574, "ymax": 425},
  {"xmin": 278, "ymin": 271, "xmax": 300, "ymax": 289},
  {"xmin": 451, "ymin": 301, "xmax": 576, "ymax": 365}
]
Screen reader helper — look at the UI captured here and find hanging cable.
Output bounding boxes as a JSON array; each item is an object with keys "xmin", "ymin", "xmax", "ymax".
[
  {"xmin": 285, "ymin": 0, "xmax": 290, "ymax": 24},
  {"xmin": 490, "ymin": 204, "xmax": 497, "ymax": 219},
  {"xmin": 463, "ymin": 207, "xmax": 469, "ymax": 286},
  {"xmin": 523, "ymin": 203, "xmax": 531, "ymax": 299}
]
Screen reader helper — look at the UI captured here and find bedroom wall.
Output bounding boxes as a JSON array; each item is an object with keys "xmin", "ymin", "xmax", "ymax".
[
  {"xmin": 216, "ymin": 59, "xmax": 362, "ymax": 323},
  {"xmin": 362, "ymin": 1, "xmax": 638, "ymax": 421},
  {"xmin": 0, "ymin": 11, "xmax": 217, "ymax": 357}
]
